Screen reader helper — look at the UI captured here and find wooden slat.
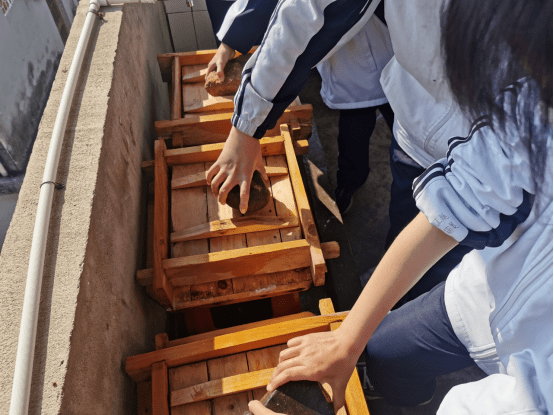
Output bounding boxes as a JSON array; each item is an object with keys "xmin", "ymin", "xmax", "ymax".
[
  {"xmin": 160, "ymin": 313, "xmax": 314, "ymax": 349},
  {"xmin": 246, "ymin": 345, "xmax": 287, "ymax": 400},
  {"xmin": 319, "ymin": 299, "xmax": 370, "ymax": 415},
  {"xmin": 151, "ymin": 361, "xmax": 169, "ymax": 415},
  {"xmin": 170, "ymin": 215, "xmax": 299, "ymax": 243},
  {"xmin": 125, "ymin": 312, "xmax": 348, "ymax": 382},
  {"xmin": 163, "ymin": 239, "xmax": 312, "ymax": 286},
  {"xmin": 153, "ymin": 140, "xmax": 173, "ymax": 308},
  {"xmin": 182, "ymin": 66, "xmax": 208, "ymax": 84},
  {"xmin": 187, "ymin": 160, "xmax": 244, "ymax": 304},
  {"xmin": 171, "ymin": 368, "xmax": 274, "ymax": 407},
  {"xmin": 169, "ymin": 361, "xmax": 211, "ymax": 415},
  {"xmin": 183, "ymin": 83, "xmax": 234, "ymax": 113},
  {"xmin": 164, "ymin": 136, "xmax": 308, "ymax": 166},
  {"xmin": 155, "ymin": 104, "xmax": 313, "ymax": 145},
  {"xmin": 137, "ymin": 381, "xmax": 153, "ymax": 415},
  {"xmin": 208, "ymin": 354, "xmax": 252, "ymax": 415},
  {"xmin": 173, "ymin": 279, "xmax": 311, "ymax": 310},
  {"xmin": 170, "ymin": 163, "xmax": 209, "ymax": 269},
  {"xmin": 282, "ymin": 124, "xmax": 327, "ymax": 286},
  {"xmin": 172, "ymin": 57, "xmax": 182, "ymax": 120},
  {"xmin": 135, "ymin": 242, "xmax": 338, "ymax": 287},
  {"xmin": 266, "ymin": 154, "xmax": 302, "ymax": 242},
  {"xmin": 171, "ymin": 166, "xmax": 287, "ymax": 190}
]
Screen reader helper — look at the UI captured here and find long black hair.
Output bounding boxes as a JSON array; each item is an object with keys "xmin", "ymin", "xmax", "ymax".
[{"xmin": 442, "ymin": 0, "xmax": 552, "ymax": 192}]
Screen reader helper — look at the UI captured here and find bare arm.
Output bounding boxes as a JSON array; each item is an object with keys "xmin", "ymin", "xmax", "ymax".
[{"xmin": 268, "ymin": 213, "xmax": 458, "ymax": 411}]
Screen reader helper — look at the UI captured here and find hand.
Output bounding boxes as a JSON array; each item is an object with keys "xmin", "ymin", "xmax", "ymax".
[
  {"xmin": 206, "ymin": 127, "xmax": 268, "ymax": 213},
  {"xmin": 247, "ymin": 400, "xmax": 285, "ymax": 415},
  {"xmin": 206, "ymin": 42, "xmax": 236, "ymax": 82},
  {"xmin": 267, "ymin": 329, "xmax": 357, "ymax": 413}
]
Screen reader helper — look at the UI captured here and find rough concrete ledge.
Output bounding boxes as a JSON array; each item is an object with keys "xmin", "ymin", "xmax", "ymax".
[{"xmin": 0, "ymin": 0, "xmax": 172, "ymax": 413}]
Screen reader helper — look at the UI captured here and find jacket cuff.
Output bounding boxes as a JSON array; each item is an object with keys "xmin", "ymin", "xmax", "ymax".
[{"xmin": 232, "ymin": 81, "xmax": 273, "ymax": 138}]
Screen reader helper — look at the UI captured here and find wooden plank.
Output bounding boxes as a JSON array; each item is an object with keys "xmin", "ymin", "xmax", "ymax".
[
  {"xmin": 266, "ymin": 154, "xmax": 302, "ymax": 242},
  {"xmin": 172, "ymin": 57, "xmax": 182, "ymax": 120},
  {"xmin": 137, "ymin": 381, "xmax": 152, "ymax": 415},
  {"xmin": 281, "ymin": 124, "xmax": 327, "ymax": 286},
  {"xmin": 208, "ymin": 354, "xmax": 252, "ymax": 415},
  {"xmin": 173, "ymin": 279, "xmax": 312, "ymax": 310},
  {"xmin": 125, "ymin": 312, "xmax": 348, "ymax": 382},
  {"xmin": 151, "ymin": 361, "xmax": 169, "ymax": 415},
  {"xmin": 145, "ymin": 200, "xmax": 155, "ymax": 269},
  {"xmin": 171, "ymin": 166, "xmax": 288, "ymax": 190},
  {"xmin": 171, "ymin": 367, "xmax": 274, "ymax": 407},
  {"xmin": 153, "ymin": 140, "xmax": 173, "ymax": 308},
  {"xmin": 164, "ymin": 136, "xmax": 308, "ymax": 166},
  {"xmin": 160, "ymin": 313, "xmax": 314, "ymax": 349},
  {"xmin": 246, "ymin": 345, "xmax": 287, "ymax": 400},
  {"xmin": 183, "ymin": 83, "xmax": 234, "ymax": 113},
  {"xmin": 135, "ymin": 242, "xmax": 338, "ymax": 287},
  {"xmin": 170, "ymin": 163, "xmax": 209, "ymax": 261},
  {"xmin": 182, "ymin": 66, "xmax": 208, "ymax": 84},
  {"xmin": 319, "ymin": 299, "xmax": 370, "ymax": 415},
  {"xmin": 154, "ymin": 104, "xmax": 313, "ymax": 145},
  {"xmin": 187, "ymin": 160, "xmax": 247, "ymax": 304},
  {"xmin": 164, "ymin": 239, "xmax": 312, "ymax": 286},
  {"xmin": 169, "ymin": 361, "xmax": 211, "ymax": 415},
  {"xmin": 171, "ymin": 215, "xmax": 299, "ymax": 243}
]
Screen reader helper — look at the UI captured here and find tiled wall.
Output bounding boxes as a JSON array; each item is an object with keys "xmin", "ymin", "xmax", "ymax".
[{"xmin": 164, "ymin": 0, "xmax": 217, "ymax": 51}]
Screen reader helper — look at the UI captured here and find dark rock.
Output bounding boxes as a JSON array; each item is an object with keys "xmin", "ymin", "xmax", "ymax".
[{"xmin": 225, "ymin": 170, "xmax": 270, "ymax": 213}]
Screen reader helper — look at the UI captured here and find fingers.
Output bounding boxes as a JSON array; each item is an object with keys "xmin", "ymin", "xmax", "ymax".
[
  {"xmin": 218, "ymin": 178, "xmax": 237, "ymax": 206},
  {"xmin": 286, "ymin": 336, "xmax": 303, "ymax": 348},
  {"xmin": 206, "ymin": 59, "xmax": 217, "ymax": 79},
  {"xmin": 248, "ymin": 400, "xmax": 285, "ymax": 415},
  {"xmin": 206, "ymin": 163, "xmax": 220, "ymax": 186},
  {"xmin": 256, "ymin": 165, "xmax": 270, "ymax": 188},
  {"xmin": 239, "ymin": 180, "xmax": 251, "ymax": 214},
  {"xmin": 332, "ymin": 385, "xmax": 347, "ymax": 414},
  {"xmin": 267, "ymin": 365, "xmax": 309, "ymax": 392},
  {"xmin": 215, "ymin": 58, "xmax": 226, "ymax": 81},
  {"xmin": 209, "ymin": 170, "xmax": 226, "ymax": 198},
  {"xmin": 278, "ymin": 346, "xmax": 301, "ymax": 362}
]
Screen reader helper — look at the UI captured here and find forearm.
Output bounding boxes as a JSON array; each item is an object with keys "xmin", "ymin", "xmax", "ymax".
[{"xmin": 339, "ymin": 212, "xmax": 458, "ymax": 357}]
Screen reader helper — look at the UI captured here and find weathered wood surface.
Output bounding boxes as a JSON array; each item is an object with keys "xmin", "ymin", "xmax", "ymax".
[
  {"xmin": 171, "ymin": 367, "xmax": 274, "ymax": 407},
  {"xmin": 171, "ymin": 166, "xmax": 287, "ymax": 190},
  {"xmin": 169, "ymin": 361, "xmax": 211, "ymax": 415},
  {"xmin": 163, "ymin": 136, "xmax": 308, "ymax": 167},
  {"xmin": 164, "ymin": 239, "xmax": 312, "ymax": 286},
  {"xmin": 151, "ymin": 361, "xmax": 169, "ymax": 415},
  {"xmin": 155, "ymin": 313, "xmax": 313, "ymax": 350},
  {"xmin": 136, "ymin": 241, "xmax": 339, "ymax": 287},
  {"xmin": 282, "ymin": 125, "xmax": 327, "ymax": 286},
  {"xmin": 125, "ymin": 312, "xmax": 348, "ymax": 382},
  {"xmin": 170, "ymin": 215, "xmax": 299, "ymax": 243},
  {"xmin": 153, "ymin": 140, "xmax": 173, "ymax": 308},
  {"xmin": 155, "ymin": 105, "xmax": 313, "ymax": 146}
]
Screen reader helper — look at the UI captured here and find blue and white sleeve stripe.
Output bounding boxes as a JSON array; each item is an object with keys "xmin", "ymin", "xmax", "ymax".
[
  {"xmin": 232, "ymin": 0, "xmax": 382, "ymax": 138},
  {"xmin": 413, "ymin": 85, "xmax": 535, "ymax": 250}
]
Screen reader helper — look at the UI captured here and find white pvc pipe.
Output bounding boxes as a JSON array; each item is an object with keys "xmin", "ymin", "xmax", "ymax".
[{"xmin": 9, "ymin": 0, "xmax": 154, "ymax": 412}]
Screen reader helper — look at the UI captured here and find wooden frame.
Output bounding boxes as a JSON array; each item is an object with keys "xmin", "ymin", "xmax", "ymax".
[
  {"xmin": 138, "ymin": 125, "xmax": 338, "ymax": 311},
  {"xmin": 156, "ymin": 48, "xmax": 313, "ymax": 147},
  {"xmin": 127, "ymin": 299, "xmax": 370, "ymax": 415}
]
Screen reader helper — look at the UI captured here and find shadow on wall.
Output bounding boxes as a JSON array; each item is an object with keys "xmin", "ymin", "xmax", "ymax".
[{"xmin": 0, "ymin": 193, "xmax": 18, "ymax": 252}]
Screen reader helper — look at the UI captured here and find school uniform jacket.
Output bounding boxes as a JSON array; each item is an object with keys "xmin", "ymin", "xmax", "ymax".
[
  {"xmin": 414, "ymin": 81, "xmax": 553, "ymax": 414},
  {"xmin": 217, "ymin": 0, "xmax": 393, "ymax": 110}
]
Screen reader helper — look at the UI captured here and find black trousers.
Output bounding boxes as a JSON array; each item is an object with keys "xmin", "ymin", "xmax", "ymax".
[{"xmin": 336, "ymin": 104, "xmax": 394, "ymax": 191}]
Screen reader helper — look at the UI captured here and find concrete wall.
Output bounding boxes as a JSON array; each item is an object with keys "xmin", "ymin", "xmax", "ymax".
[{"xmin": 0, "ymin": 0, "xmax": 172, "ymax": 413}]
